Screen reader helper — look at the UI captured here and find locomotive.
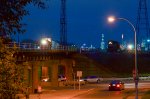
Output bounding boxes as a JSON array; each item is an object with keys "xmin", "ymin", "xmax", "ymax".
[{"xmin": 107, "ymin": 40, "xmax": 121, "ymax": 52}]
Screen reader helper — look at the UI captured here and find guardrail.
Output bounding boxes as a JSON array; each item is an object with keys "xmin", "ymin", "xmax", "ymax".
[
  {"xmin": 5, "ymin": 42, "xmax": 78, "ymax": 52},
  {"xmin": 102, "ymin": 76, "xmax": 150, "ymax": 83}
]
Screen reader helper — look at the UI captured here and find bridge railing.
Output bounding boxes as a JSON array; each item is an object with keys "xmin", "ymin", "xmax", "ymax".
[{"xmin": 5, "ymin": 42, "xmax": 78, "ymax": 52}]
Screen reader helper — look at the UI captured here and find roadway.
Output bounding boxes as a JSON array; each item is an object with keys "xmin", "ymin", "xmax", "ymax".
[
  {"xmin": 19, "ymin": 81, "xmax": 150, "ymax": 99},
  {"xmin": 71, "ymin": 82, "xmax": 150, "ymax": 99}
]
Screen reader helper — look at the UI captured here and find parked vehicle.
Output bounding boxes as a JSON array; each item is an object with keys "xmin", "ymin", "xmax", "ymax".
[
  {"xmin": 58, "ymin": 75, "xmax": 67, "ymax": 81},
  {"xmin": 41, "ymin": 75, "xmax": 66, "ymax": 82},
  {"xmin": 109, "ymin": 80, "xmax": 125, "ymax": 91},
  {"xmin": 41, "ymin": 77, "xmax": 49, "ymax": 82},
  {"xmin": 83, "ymin": 76, "xmax": 103, "ymax": 83},
  {"xmin": 107, "ymin": 40, "xmax": 121, "ymax": 52}
]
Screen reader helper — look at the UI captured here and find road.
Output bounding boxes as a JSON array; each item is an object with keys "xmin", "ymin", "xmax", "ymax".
[
  {"xmin": 25, "ymin": 82, "xmax": 150, "ymax": 99},
  {"xmin": 71, "ymin": 82, "xmax": 150, "ymax": 99}
]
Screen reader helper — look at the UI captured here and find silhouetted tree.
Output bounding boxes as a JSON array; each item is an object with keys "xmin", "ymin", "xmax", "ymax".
[
  {"xmin": 0, "ymin": 0, "xmax": 47, "ymax": 37},
  {"xmin": 0, "ymin": 38, "xmax": 29, "ymax": 98},
  {"xmin": 0, "ymin": 1, "xmax": 48, "ymax": 98}
]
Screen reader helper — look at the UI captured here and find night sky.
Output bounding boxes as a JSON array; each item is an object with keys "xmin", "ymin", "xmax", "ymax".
[{"xmin": 15, "ymin": 0, "xmax": 150, "ymax": 48}]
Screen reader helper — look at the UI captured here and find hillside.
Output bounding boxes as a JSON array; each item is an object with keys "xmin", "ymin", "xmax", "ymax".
[{"xmin": 72, "ymin": 52, "xmax": 150, "ymax": 78}]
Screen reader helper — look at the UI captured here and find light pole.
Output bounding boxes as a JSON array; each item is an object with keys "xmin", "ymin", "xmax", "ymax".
[{"xmin": 108, "ymin": 16, "xmax": 139, "ymax": 99}]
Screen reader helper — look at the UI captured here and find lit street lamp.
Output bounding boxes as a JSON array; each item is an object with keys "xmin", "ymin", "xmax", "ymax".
[{"xmin": 108, "ymin": 16, "xmax": 139, "ymax": 99}]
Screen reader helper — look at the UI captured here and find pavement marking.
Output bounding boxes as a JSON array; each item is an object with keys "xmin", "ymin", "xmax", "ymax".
[
  {"xmin": 51, "ymin": 90, "xmax": 56, "ymax": 91},
  {"xmin": 86, "ymin": 88, "xmax": 95, "ymax": 92}
]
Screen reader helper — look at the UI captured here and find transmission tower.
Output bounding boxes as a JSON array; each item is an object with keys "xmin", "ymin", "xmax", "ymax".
[
  {"xmin": 136, "ymin": 0, "xmax": 150, "ymax": 50},
  {"xmin": 60, "ymin": 0, "xmax": 67, "ymax": 45}
]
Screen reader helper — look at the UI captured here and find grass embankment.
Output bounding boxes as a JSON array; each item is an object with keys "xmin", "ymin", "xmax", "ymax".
[
  {"xmin": 73, "ymin": 52, "xmax": 150, "ymax": 78},
  {"xmin": 72, "ymin": 53, "xmax": 121, "ymax": 78}
]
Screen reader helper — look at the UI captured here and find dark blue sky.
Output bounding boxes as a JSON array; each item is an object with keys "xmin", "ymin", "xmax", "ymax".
[{"xmin": 16, "ymin": 0, "xmax": 150, "ymax": 47}]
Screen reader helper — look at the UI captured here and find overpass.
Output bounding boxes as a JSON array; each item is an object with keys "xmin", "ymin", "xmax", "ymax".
[
  {"xmin": 6, "ymin": 42, "xmax": 150, "ymax": 93},
  {"xmin": 6, "ymin": 42, "xmax": 78, "ymax": 93}
]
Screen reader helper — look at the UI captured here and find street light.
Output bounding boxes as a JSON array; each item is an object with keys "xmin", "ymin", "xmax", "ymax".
[{"xmin": 108, "ymin": 16, "xmax": 139, "ymax": 99}]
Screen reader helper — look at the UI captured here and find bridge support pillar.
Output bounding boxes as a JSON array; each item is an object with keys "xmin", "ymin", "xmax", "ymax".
[
  {"xmin": 51, "ymin": 62, "xmax": 59, "ymax": 87},
  {"xmin": 65, "ymin": 60, "xmax": 74, "ymax": 81},
  {"xmin": 32, "ymin": 63, "xmax": 39, "ymax": 93}
]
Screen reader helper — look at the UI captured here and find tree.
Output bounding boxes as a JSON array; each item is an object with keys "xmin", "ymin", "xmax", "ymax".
[
  {"xmin": 0, "ymin": 0, "xmax": 47, "ymax": 37},
  {"xmin": 0, "ymin": 38, "xmax": 28, "ymax": 98},
  {"xmin": 0, "ymin": 1, "xmax": 48, "ymax": 98}
]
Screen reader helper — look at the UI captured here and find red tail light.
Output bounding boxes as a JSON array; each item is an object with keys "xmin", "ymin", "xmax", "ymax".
[{"xmin": 116, "ymin": 84, "xmax": 120, "ymax": 87}]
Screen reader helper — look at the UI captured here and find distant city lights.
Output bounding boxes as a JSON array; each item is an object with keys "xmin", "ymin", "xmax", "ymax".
[
  {"xmin": 147, "ymin": 39, "xmax": 150, "ymax": 42},
  {"xmin": 127, "ymin": 44, "xmax": 134, "ymax": 50}
]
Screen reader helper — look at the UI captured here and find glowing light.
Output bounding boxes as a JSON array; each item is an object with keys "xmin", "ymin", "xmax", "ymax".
[
  {"xmin": 147, "ymin": 39, "xmax": 150, "ymax": 42},
  {"xmin": 42, "ymin": 78, "xmax": 49, "ymax": 82},
  {"xmin": 122, "ymin": 34, "xmax": 124, "ymax": 39},
  {"xmin": 127, "ymin": 44, "xmax": 134, "ymax": 50},
  {"xmin": 108, "ymin": 16, "xmax": 116, "ymax": 23},
  {"xmin": 116, "ymin": 84, "xmax": 120, "ymax": 87},
  {"xmin": 41, "ymin": 39, "xmax": 47, "ymax": 45},
  {"xmin": 47, "ymin": 38, "xmax": 52, "ymax": 42},
  {"xmin": 79, "ymin": 79, "xmax": 84, "ymax": 82},
  {"xmin": 40, "ymin": 38, "xmax": 52, "ymax": 46},
  {"xmin": 37, "ymin": 46, "xmax": 40, "ymax": 49},
  {"xmin": 109, "ymin": 41, "xmax": 113, "ymax": 45}
]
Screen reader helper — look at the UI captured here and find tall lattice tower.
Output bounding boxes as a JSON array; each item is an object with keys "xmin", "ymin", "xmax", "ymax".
[
  {"xmin": 136, "ymin": 0, "xmax": 150, "ymax": 50},
  {"xmin": 60, "ymin": 0, "xmax": 67, "ymax": 45}
]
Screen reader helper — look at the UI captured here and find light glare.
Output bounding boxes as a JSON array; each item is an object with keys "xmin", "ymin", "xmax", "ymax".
[
  {"xmin": 108, "ymin": 16, "xmax": 116, "ymax": 23},
  {"xmin": 127, "ymin": 44, "xmax": 133, "ymax": 50},
  {"xmin": 109, "ymin": 41, "xmax": 113, "ymax": 45},
  {"xmin": 41, "ymin": 39, "xmax": 47, "ymax": 45}
]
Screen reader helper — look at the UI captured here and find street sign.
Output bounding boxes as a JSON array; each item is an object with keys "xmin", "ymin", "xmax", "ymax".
[
  {"xmin": 77, "ymin": 71, "xmax": 82, "ymax": 90},
  {"xmin": 77, "ymin": 71, "xmax": 82, "ymax": 77}
]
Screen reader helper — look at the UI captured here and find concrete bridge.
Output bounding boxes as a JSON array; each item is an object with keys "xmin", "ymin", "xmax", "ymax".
[{"xmin": 8, "ymin": 42, "xmax": 78, "ymax": 93}]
